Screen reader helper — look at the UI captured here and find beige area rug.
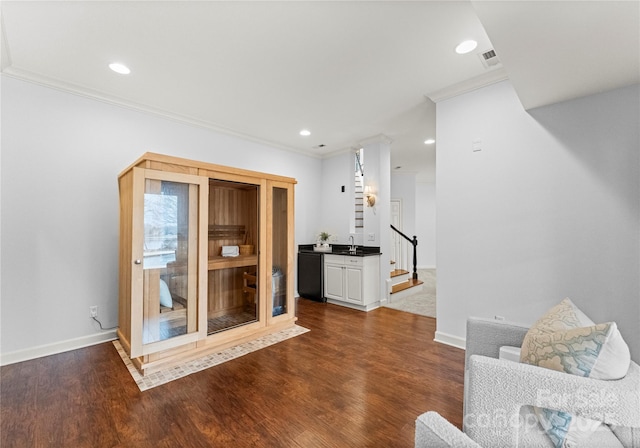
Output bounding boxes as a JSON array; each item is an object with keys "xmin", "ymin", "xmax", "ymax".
[
  {"xmin": 113, "ymin": 325, "xmax": 309, "ymax": 391},
  {"xmin": 384, "ymin": 268, "xmax": 436, "ymax": 318}
]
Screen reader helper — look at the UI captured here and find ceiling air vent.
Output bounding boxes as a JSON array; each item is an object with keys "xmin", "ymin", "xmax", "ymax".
[{"xmin": 479, "ymin": 49, "xmax": 501, "ymax": 69}]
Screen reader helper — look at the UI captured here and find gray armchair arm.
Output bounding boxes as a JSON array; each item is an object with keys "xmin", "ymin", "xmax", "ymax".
[
  {"xmin": 465, "ymin": 317, "xmax": 529, "ymax": 367},
  {"xmin": 415, "ymin": 412, "xmax": 482, "ymax": 448},
  {"xmin": 464, "ymin": 355, "xmax": 640, "ymax": 447}
]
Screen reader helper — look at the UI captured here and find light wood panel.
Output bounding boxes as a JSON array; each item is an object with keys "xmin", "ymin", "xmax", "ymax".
[
  {"xmin": 119, "ymin": 154, "xmax": 295, "ymax": 375},
  {"xmin": 147, "ymin": 160, "xmax": 199, "ymax": 175},
  {"xmin": 207, "ymin": 181, "xmax": 258, "ymax": 259},
  {"xmin": 118, "ymin": 152, "xmax": 297, "ymax": 184},
  {"xmin": 117, "ymin": 169, "xmax": 133, "ymax": 346},
  {"xmin": 268, "ymin": 181, "xmax": 295, "ymax": 324},
  {"xmin": 207, "ymin": 268, "xmax": 246, "ymax": 317},
  {"xmin": 126, "ymin": 168, "xmax": 208, "ymax": 358}
]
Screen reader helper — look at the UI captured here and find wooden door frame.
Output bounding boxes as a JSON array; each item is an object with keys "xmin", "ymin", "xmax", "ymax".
[{"xmin": 130, "ymin": 167, "xmax": 208, "ymax": 358}]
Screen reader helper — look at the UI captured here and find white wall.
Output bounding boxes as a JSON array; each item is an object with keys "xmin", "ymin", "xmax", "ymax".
[
  {"xmin": 391, "ymin": 172, "xmax": 416, "ymax": 238},
  {"xmin": 361, "ymin": 139, "xmax": 391, "ymax": 249},
  {"xmin": 361, "ymin": 138, "xmax": 391, "ymax": 302},
  {"xmin": 416, "ymin": 182, "xmax": 436, "ymax": 268},
  {"xmin": 390, "ymin": 175, "xmax": 437, "ymax": 269},
  {"xmin": 436, "ymin": 80, "xmax": 640, "ymax": 361},
  {"xmin": 319, "ymin": 151, "xmax": 352, "ymax": 244},
  {"xmin": 0, "ymin": 76, "xmax": 322, "ymax": 362}
]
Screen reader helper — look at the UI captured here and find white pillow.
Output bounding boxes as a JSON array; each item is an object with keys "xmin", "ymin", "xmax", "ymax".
[
  {"xmin": 159, "ymin": 279, "xmax": 173, "ymax": 308},
  {"xmin": 520, "ymin": 298, "xmax": 631, "ymax": 448}
]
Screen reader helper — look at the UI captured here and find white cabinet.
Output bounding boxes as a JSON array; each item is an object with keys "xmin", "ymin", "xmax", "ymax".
[
  {"xmin": 323, "ymin": 254, "xmax": 380, "ymax": 311},
  {"xmin": 324, "ymin": 262, "xmax": 346, "ymax": 301}
]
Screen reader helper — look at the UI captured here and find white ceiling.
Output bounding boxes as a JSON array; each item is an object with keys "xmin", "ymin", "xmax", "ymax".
[{"xmin": 2, "ymin": 1, "xmax": 638, "ymax": 182}]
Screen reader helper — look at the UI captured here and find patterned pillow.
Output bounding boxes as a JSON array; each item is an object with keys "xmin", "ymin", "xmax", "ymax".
[{"xmin": 520, "ymin": 298, "xmax": 631, "ymax": 448}]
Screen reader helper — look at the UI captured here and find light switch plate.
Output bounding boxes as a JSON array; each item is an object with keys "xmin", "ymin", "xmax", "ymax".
[{"xmin": 367, "ymin": 233, "xmax": 375, "ymax": 241}]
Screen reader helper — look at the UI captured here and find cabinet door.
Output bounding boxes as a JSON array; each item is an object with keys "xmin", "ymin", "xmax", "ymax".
[
  {"xmin": 324, "ymin": 264, "xmax": 344, "ymax": 300},
  {"xmin": 345, "ymin": 266, "xmax": 363, "ymax": 303},
  {"xmin": 130, "ymin": 168, "xmax": 208, "ymax": 357}
]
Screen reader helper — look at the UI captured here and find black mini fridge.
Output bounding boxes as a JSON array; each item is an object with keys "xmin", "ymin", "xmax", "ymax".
[{"xmin": 297, "ymin": 251, "xmax": 325, "ymax": 302}]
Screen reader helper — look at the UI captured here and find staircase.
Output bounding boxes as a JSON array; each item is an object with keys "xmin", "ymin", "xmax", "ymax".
[
  {"xmin": 355, "ymin": 151, "xmax": 364, "ymax": 230},
  {"xmin": 388, "ymin": 266, "xmax": 424, "ymax": 301},
  {"xmin": 387, "ymin": 226, "xmax": 423, "ymax": 301}
]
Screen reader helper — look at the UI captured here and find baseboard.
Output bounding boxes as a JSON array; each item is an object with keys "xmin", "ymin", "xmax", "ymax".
[
  {"xmin": 0, "ymin": 330, "xmax": 118, "ymax": 366},
  {"xmin": 326, "ymin": 299, "xmax": 380, "ymax": 312},
  {"xmin": 417, "ymin": 265, "xmax": 436, "ymax": 270},
  {"xmin": 434, "ymin": 330, "xmax": 466, "ymax": 350}
]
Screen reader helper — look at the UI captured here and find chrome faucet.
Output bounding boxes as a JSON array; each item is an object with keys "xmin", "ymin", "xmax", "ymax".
[{"xmin": 349, "ymin": 235, "xmax": 356, "ymax": 253}]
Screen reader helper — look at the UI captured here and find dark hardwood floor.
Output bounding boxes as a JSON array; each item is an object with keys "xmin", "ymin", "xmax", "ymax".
[{"xmin": 1, "ymin": 299, "xmax": 465, "ymax": 447}]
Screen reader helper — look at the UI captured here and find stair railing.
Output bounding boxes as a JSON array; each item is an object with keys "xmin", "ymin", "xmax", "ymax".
[
  {"xmin": 390, "ymin": 224, "xmax": 418, "ymax": 280},
  {"xmin": 355, "ymin": 149, "xmax": 364, "ymax": 177},
  {"xmin": 354, "ymin": 150, "xmax": 365, "ymax": 230}
]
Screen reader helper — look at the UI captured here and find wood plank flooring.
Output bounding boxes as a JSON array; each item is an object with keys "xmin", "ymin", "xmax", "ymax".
[{"xmin": 1, "ymin": 298, "xmax": 465, "ymax": 448}]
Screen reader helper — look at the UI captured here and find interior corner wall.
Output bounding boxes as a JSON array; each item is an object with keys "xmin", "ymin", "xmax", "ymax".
[
  {"xmin": 319, "ymin": 151, "xmax": 352, "ymax": 244},
  {"xmin": 415, "ymin": 182, "xmax": 436, "ymax": 269},
  {"xmin": 436, "ymin": 80, "xmax": 640, "ymax": 361},
  {"xmin": 0, "ymin": 75, "xmax": 322, "ymax": 361},
  {"xmin": 392, "ymin": 172, "xmax": 437, "ymax": 269},
  {"xmin": 391, "ymin": 172, "xmax": 417, "ymax": 240},
  {"xmin": 361, "ymin": 139, "xmax": 391, "ymax": 303}
]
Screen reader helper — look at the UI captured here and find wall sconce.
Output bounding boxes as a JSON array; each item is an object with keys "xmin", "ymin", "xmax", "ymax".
[{"xmin": 364, "ymin": 185, "xmax": 376, "ymax": 207}]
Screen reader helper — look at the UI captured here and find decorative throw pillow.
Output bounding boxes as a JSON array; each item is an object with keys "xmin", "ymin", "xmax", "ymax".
[
  {"xmin": 520, "ymin": 298, "xmax": 631, "ymax": 448},
  {"xmin": 159, "ymin": 279, "xmax": 173, "ymax": 308}
]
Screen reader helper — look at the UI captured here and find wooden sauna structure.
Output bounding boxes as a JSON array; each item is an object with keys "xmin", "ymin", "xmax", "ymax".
[{"xmin": 117, "ymin": 153, "xmax": 296, "ymax": 374}]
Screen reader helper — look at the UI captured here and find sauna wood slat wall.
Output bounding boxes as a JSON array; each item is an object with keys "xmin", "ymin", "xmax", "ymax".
[
  {"xmin": 207, "ymin": 184, "xmax": 258, "ymax": 257},
  {"xmin": 207, "ymin": 182, "xmax": 259, "ymax": 315}
]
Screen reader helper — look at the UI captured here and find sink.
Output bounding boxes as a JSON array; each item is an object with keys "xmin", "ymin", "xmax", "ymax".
[{"xmin": 332, "ymin": 249, "xmax": 361, "ymax": 255}]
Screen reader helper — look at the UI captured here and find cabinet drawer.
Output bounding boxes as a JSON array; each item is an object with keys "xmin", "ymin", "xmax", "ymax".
[
  {"xmin": 344, "ymin": 256, "xmax": 363, "ymax": 267},
  {"xmin": 324, "ymin": 254, "xmax": 364, "ymax": 267},
  {"xmin": 324, "ymin": 254, "xmax": 345, "ymax": 265}
]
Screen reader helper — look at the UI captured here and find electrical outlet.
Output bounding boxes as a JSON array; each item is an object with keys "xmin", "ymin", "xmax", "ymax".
[{"xmin": 90, "ymin": 306, "xmax": 98, "ymax": 318}]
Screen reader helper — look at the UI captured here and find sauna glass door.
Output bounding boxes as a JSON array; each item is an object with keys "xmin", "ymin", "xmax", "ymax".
[
  {"xmin": 130, "ymin": 168, "xmax": 208, "ymax": 357},
  {"xmin": 207, "ymin": 179, "xmax": 261, "ymax": 335},
  {"xmin": 268, "ymin": 181, "xmax": 294, "ymax": 321}
]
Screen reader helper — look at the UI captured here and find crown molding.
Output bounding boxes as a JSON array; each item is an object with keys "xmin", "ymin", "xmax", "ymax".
[
  {"xmin": 1, "ymin": 13, "xmax": 12, "ymax": 72},
  {"xmin": 426, "ymin": 67, "xmax": 509, "ymax": 103},
  {"xmin": 357, "ymin": 133, "xmax": 393, "ymax": 147},
  {"xmin": 1, "ymin": 66, "xmax": 324, "ymax": 159},
  {"xmin": 320, "ymin": 145, "xmax": 356, "ymax": 159}
]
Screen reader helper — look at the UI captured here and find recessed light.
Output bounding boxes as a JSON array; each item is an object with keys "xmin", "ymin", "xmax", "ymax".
[
  {"xmin": 299, "ymin": 129, "xmax": 311, "ymax": 137},
  {"xmin": 455, "ymin": 40, "xmax": 478, "ymax": 55},
  {"xmin": 424, "ymin": 138, "xmax": 435, "ymax": 145},
  {"xmin": 109, "ymin": 62, "xmax": 131, "ymax": 75}
]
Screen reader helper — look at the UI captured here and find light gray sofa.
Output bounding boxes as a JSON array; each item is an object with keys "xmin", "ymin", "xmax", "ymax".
[{"xmin": 416, "ymin": 317, "xmax": 640, "ymax": 447}]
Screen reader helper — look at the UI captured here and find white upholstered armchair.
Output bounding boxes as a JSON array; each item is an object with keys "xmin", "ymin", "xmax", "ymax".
[{"xmin": 415, "ymin": 317, "xmax": 640, "ymax": 447}]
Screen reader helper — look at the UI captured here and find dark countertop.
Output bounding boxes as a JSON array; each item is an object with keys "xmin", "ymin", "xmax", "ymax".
[{"xmin": 298, "ymin": 244, "xmax": 382, "ymax": 257}]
